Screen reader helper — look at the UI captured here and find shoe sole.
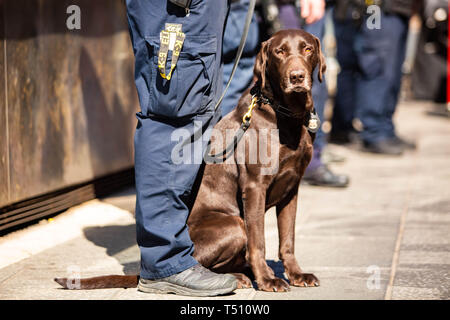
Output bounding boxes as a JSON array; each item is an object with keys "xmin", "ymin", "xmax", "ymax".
[
  {"xmin": 301, "ymin": 180, "xmax": 349, "ymax": 188},
  {"xmin": 362, "ymin": 148, "xmax": 403, "ymax": 156},
  {"xmin": 138, "ymin": 280, "xmax": 237, "ymax": 297}
]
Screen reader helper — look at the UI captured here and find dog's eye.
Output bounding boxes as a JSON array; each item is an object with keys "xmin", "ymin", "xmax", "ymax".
[
  {"xmin": 275, "ymin": 48, "xmax": 285, "ymax": 55},
  {"xmin": 305, "ymin": 47, "xmax": 312, "ymax": 53}
]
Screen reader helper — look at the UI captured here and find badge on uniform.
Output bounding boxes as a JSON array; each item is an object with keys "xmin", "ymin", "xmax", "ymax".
[{"xmin": 158, "ymin": 23, "xmax": 186, "ymax": 81}]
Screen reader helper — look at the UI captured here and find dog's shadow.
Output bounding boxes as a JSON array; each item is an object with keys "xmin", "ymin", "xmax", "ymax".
[
  {"xmin": 266, "ymin": 260, "xmax": 288, "ymax": 281},
  {"xmin": 246, "ymin": 260, "xmax": 289, "ymax": 289}
]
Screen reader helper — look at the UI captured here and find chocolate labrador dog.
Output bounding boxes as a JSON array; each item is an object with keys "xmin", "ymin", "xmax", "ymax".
[{"xmin": 55, "ymin": 29, "xmax": 325, "ymax": 292}]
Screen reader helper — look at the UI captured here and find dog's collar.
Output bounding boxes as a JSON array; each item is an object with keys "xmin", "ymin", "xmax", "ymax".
[{"xmin": 250, "ymin": 86, "xmax": 321, "ymax": 134}]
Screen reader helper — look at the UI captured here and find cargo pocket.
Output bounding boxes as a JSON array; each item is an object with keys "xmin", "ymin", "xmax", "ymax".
[{"xmin": 145, "ymin": 35, "xmax": 217, "ymax": 118}]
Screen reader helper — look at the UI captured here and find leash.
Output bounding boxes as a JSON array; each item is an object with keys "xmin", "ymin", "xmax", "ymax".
[{"xmin": 204, "ymin": 95, "xmax": 257, "ymax": 163}]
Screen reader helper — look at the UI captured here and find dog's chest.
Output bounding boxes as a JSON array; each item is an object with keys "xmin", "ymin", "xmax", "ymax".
[{"xmin": 266, "ymin": 137, "xmax": 313, "ymax": 207}]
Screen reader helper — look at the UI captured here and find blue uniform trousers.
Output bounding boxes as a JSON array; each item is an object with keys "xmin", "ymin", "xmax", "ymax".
[
  {"xmin": 221, "ymin": 0, "xmax": 260, "ymax": 116},
  {"xmin": 126, "ymin": 0, "xmax": 228, "ymax": 279},
  {"xmin": 333, "ymin": 12, "xmax": 408, "ymax": 143}
]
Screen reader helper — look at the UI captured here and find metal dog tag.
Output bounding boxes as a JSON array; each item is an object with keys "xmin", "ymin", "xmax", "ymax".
[{"xmin": 307, "ymin": 111, "xmax": 321, "ymax": 133}]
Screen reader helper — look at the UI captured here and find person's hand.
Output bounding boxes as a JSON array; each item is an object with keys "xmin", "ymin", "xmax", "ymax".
[{"xmin": 300, "ymin": 0, "xmax": 326, "ymax": 24}]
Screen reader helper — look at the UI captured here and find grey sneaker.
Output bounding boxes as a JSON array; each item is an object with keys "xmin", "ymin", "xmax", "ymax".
[{"xmin": 138, "ymin": 264, "xmax": 237, "ymax": 297}]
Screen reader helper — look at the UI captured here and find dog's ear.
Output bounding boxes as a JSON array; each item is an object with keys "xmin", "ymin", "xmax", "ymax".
[
  {"xmin": 253, "ymin": 40, "xmax": 270, "ymax": 90},
  {"xmin": 314, "ymin": 36, "xmax": 327, "ymax": 82}
]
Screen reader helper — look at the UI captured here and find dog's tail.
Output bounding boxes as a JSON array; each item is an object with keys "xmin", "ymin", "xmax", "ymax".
[{"xmin": 54, "ymin": 275, "xmax": 139, "ymax": 290}]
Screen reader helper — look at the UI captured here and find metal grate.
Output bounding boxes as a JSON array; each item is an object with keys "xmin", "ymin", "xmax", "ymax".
[{"xmin": 0, "ymin": 168, "xmax": 135, "ymax": 234}]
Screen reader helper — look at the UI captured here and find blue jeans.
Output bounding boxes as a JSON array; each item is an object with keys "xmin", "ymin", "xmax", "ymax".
[{"xmin": 126, "ymin": 0, "xmax": 228, "ymax": 279}]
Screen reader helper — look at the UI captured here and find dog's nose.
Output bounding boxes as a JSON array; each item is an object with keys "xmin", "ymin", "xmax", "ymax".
[{"xmin": 289, "ymin": 70, "xmax": 305, "ymax": 85}]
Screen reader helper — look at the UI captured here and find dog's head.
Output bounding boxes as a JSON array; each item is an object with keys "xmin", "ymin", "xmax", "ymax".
[{"xmin": 253, "ymin": 29, "xmax": 326, "ymax": 97}]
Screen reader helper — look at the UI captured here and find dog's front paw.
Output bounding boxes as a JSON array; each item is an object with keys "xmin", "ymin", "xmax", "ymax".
[
  {"xmin": 257, "ymin": 277, "xmax": 290, "ymax": 292},
  {"xmin": 289, "ymin": 273, "xmax": 320, "ymax": 287}
]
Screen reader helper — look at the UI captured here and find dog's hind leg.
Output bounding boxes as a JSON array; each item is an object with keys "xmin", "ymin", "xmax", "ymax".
[
  {"xmin": 231, "ymin": 272, "xmax": 253, "ymax": 289},
  {"xmin": 189, "ymin": 213, "xmax": 249, "ymax": 286}
]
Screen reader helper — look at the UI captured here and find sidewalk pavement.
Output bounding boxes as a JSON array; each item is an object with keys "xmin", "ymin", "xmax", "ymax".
[{"xmin": 0, "ymin": 100, "xmax": 449, "ymax": 300}]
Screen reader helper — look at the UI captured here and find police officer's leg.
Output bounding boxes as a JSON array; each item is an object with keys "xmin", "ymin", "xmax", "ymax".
[
  {"xmin": 221, "ymin": 57, "xmax": 255, "ymax": 116},
  {"xmin": 385, "ymin": 16, "xmax": 416, "ymax": 149},
  {"xmin": 331, "ymin": 15, "xmax": 359, "ymax": 143},
  {"xmin": 221, "ymin": 0, "xmax": 259, "ymax": 116},
  {"xmin": 126, "ymin": 0, "xmax": 236, "ymax": 295},
  {"xmin": 354, "ymin": 12, "xmax": 406, "ymax": 154},
  {"xmin": 384, "ymin": 16, "xmax": 408, "ymax": 138}
]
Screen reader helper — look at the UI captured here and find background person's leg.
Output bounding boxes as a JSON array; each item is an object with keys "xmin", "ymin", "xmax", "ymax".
[
  {"xmin": 355, "ymin": 13, "xmax": 408, "ymax": 152},
  {"xmin": 384, "ymin": 17, "xmax": 408, "ymax": 139},
  {"xmin": 126, "ymin": 0, "xmax": 228, "ymax": 280},
  {"xmin": 330, "ymin": 16, "xmax": 359, "ymax": 144},
  {"xmin": 386, "ymin": 18, "xmax": 416, "ymax": 150},
  {"xmin": 303, "ymin": 15, "xmax": 328, "ymax": 171}
]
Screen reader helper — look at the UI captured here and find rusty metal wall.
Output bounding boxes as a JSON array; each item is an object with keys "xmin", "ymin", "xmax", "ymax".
[
  {"xmin": 0, "ymin": 1, "xmax": 7, "ymax": 206},
  {"xmin": 0, "ymin": 0, "xmax": 139, "ymax": 208}
]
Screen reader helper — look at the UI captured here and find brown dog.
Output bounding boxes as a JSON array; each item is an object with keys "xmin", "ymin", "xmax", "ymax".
[{"xmin": 55, "ymin": 29, "xmax": 325, "ymax": 292}]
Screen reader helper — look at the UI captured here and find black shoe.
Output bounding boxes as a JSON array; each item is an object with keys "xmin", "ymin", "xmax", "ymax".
[
  {"xmin": 303, "ymin": 165, "xmax": 350, "ymax": 188},
  {"xmin": 138, "ymin": 264, "xmax": 237, "ymax": 297},
  {"xmin": 362, "ymin": 139, "xmax": 404, "ymax": 155},
  {"xmin": 391, "ymin": 136, "xmax": 417, "ymax": 150},
  {"xmin": 329, "ymin": 129, "xmax": 359, "ymax": 146}
]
